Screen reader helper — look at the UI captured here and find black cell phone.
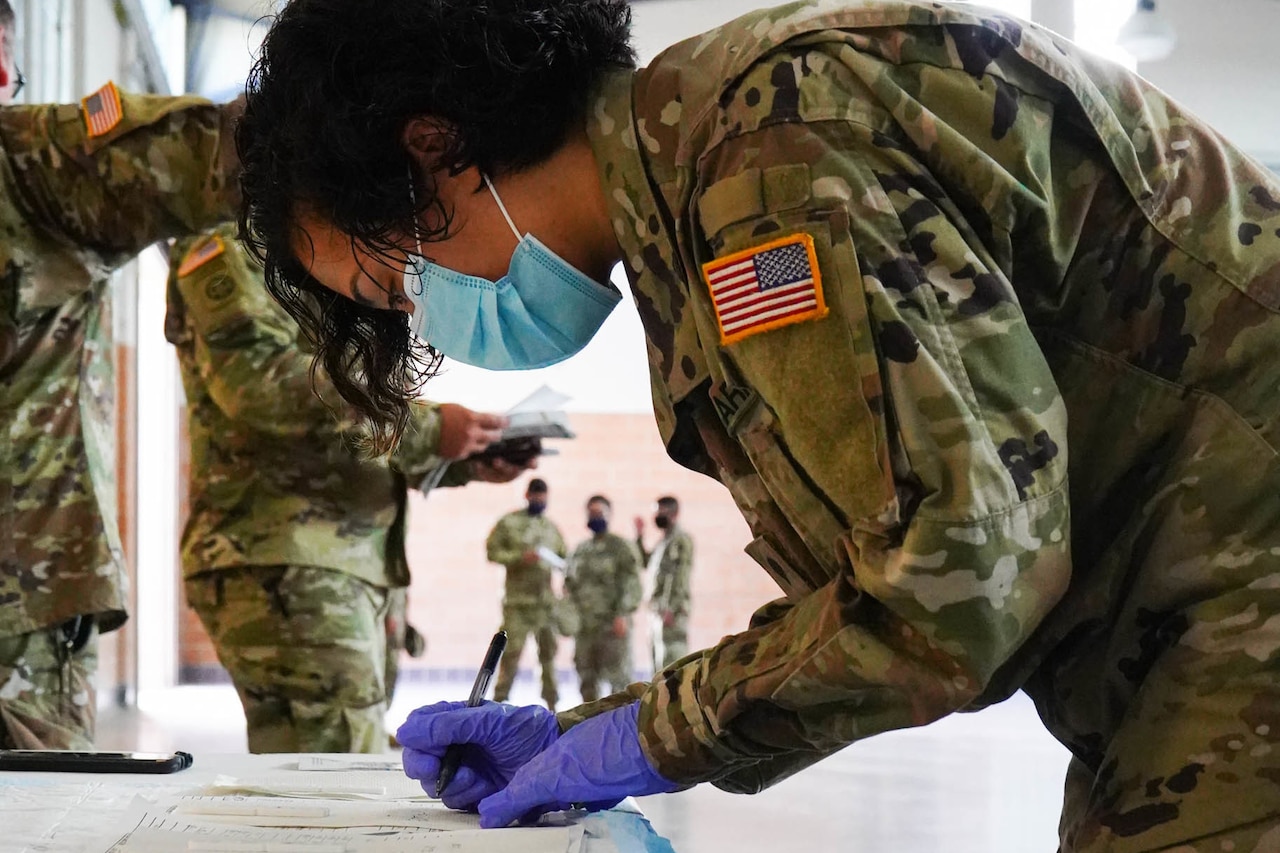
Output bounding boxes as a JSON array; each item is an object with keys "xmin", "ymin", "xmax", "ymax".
[{"xmin": 0, "ymin": 749, "xmax": 193, "ymax": 773}]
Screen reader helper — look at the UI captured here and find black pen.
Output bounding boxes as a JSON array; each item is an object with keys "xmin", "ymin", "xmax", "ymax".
[{"xmin": 435, "ymin": 630, "xmax": 507, "ymax": 798}]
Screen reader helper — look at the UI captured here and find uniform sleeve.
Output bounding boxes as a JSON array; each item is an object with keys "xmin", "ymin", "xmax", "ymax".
[
  {"xmin": 1, "ymin": 92, "xmax": 238, "ymax": 266},
  {"xmin": 665, "ymin": 534, "xmax": 694, "ymax": 616},
  {"xmin": 563, "ymin": 545, "xmax": 582, "ymax": 599},
  {"xmin": 389, "ymin": 402, "xmax": 455, "ymax": 486},
  {"xmin": 630, "ymin": 60, "xmax": 1074, "ymax": 786},
  {"xmin": 615, "ymin": 540, "xmax": 644, "ymax": 615},
  {"xmin": 486, "ymin": 516, "xmax": 524, "ymax": 568},
  {"xmin": 172, "ymin": 228, "xmax": 357, "ymax": 440},
  {"xmin": 553, "ymin": 525, "xmax": 568, "ymax": 560}
]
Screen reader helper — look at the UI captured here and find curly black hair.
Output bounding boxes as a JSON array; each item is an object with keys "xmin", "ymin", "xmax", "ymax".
[{"xmin": 236, "ymin": 0, "xmax": 635, "ymax": 451}]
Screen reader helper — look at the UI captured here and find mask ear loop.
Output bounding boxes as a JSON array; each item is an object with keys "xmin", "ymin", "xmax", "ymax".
[
  {"xmin": 405, "ymin": 163, "xmax": 433, "ymax": 341},
  {"xmin": 483, "ymin": 174, "xmax": 523, "ymax": 243}
]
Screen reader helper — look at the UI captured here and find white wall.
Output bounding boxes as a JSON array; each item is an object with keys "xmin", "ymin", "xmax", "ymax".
[{"xmin": 1135, "ymin": 0, "xmax": 1280, "ymax": 163}]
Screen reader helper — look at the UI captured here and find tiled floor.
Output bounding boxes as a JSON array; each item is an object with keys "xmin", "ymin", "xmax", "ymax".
[{"xmin": 97, "ymin": 678, "xmax": 1072, "ymax": 852}]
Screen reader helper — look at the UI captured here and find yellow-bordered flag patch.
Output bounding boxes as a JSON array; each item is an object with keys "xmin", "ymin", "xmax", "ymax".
[
  {"xmin": 81, "ymin": 81, "xmax": 123, "ymax": 138},
  {"xmin": 177, "ymin": 234, "xmax": 226, "ymax": 278},
  {"xmin": 702, "ymin": 233, "xmax": 827, "ymax": 345}
]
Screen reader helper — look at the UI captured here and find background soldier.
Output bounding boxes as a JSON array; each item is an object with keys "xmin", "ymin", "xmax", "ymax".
[
  {"xmin": 167, "ymin": 223, "xmax": 525, "ymax": 753},
  {"xmin": 484, "ymin": 478, "xmax": 565, "ymax": 710},
  {"xmin": 635, "ymin": 496, "xmax": 693, "ymax": 670},
  {"xmin": 566, "ymin": 496, "xmax": 641, "ymax": 703},
  {"xmin": 0, "ymin": 0, "xmax": 241, "ymax": 749}
]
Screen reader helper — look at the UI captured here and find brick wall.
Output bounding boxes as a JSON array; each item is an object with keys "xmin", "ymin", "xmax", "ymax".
[{"xmin": 178, "ymin": 412, "xmax": 784, "ymax": 679}]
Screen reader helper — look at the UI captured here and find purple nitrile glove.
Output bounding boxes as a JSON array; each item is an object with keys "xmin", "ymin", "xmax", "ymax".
[
  {"xmin": 397, "ymin": 701, "xmax": 560, "ymax": 810},
  {"xmin": 478, "ymin": 702, "xmax": 681, "ymax": 829}
]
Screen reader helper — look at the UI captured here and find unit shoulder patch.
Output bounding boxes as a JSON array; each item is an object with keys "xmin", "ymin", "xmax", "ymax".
[
  {"xmin": 701, "ymin": 233, "xmax": 828, "ymax": 345},
  {"xmin": 178, "ymin": 235, "xmax": 226, "ymax": 279}
]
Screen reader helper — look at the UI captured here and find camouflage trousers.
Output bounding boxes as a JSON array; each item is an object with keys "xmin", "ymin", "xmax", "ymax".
[
  {"xmin": 0, "ymin": 616, "xmax": 98, "ymax": 749},
  {"xmin": 384, "ymin": 586, "xmax": 425, "ymax": 708},
  {"xmin": 187, "ymin": 566, "xmax": 390, "ymax": 754},
  {"xmin": 494, "ymin": 600, "xmax": 558, "ymax": 709},
  {"xmin": 574, "ymin": 620, "xmax": 632, "ymax": 704}
]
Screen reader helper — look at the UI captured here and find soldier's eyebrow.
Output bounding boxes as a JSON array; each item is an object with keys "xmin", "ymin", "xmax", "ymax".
[{"xmin": 348, "ymin": 273, "xmax": 384, "ymax": 308}]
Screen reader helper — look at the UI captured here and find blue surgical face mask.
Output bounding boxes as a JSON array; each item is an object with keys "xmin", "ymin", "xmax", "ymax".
[{"xmin": 402, "ymin": 174, "xmax": 621, "ymax": 370}]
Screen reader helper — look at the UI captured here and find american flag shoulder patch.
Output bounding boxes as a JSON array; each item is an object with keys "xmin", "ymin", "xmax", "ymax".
[
  {"xmin": 177, "ymin": 234, "xmax": 226, "ymax": 278},
  {"xmin": 702, "ymin": 233, "xmax": 828, "ymax": 345},
  {"xmin": 81, "ymin": 81, "xmax": 123, "ymax": 138}
]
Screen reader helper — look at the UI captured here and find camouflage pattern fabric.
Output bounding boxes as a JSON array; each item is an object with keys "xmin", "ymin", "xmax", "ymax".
[
  {"xmin": 641, "ymin": 526, "xmax": 694, "ymax": 669},
  {"xmin": 494, "ymin": 602, "xmax": 559, "ymax": 709},
  {"xmin": 486, "ymin": 509, "xmax": 567, "ymax": 707},
  {"xmin": 385, "ymin": 585, "xmax": 408, "ymax": 706},
  {"xmin": 186, "ymin": 566, "xmax": 390, "ymax": 754},
  {"xmin": 566, "ymin": 531, "xmax": 643, "ymax": 701},
  {"xmin": 566, "ymin": 2, "xmax": 1280, "ymax": 848},
  {"xmin": 167, "ymin": 223, "xmax": 468, "ymax": 590},
  {"xmin": 0, "ymin": 91, "xmax": 239, "ymax": 747},
  {"xmin": 0, "ymin": 619, "xmax": 98, "ymax": 749},
  {"xmin": 169, "ymin": 225, "xmax": 464, "ymax": 750}
]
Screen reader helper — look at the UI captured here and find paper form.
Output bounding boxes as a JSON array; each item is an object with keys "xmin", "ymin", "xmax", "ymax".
[
  {"xmin": 536, "ymin": 546, "xmax": 568, "ymax": 571},
  {"xmin": 97, "ymin": 800, "xmax": 585, "ymax": 853},
  {"xmin": 295, "ymin": 757, "xmax": 403, "ymax": 772},
  {"xmin": 167, "ymin": 796, "xmax": 482, "ymax": 831},
  {"xmin": 4, "ymin": 780, "xmax": 193, "ymax": 853},
  {"xmin": 204, "ymin": 770, "xmax": 430, "ymax": 801}
]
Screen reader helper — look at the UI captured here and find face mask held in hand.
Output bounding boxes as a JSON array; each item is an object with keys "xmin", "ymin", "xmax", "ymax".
[{"xmin": 402, "ymin": 173, "xmax": 621, "ymax": 370}]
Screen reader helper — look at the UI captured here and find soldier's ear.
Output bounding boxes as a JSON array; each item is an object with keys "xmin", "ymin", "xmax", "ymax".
[
  {"xmin": 402, "ymin": 117, "xmax": 456, "ymax": 172},
  {"xmin": 0, "ymin": 27, "xmax": 12, "ymax": 91}
]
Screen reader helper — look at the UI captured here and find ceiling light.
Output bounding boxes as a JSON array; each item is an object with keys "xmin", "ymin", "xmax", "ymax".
[{"xmin": 1117, "ymin": 0, "xmax": 1177, "ymax": 63}]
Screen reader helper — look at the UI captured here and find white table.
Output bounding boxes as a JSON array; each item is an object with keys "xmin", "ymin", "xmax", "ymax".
[{"xmin": 1, "ymin": 753, "xmax": 675, "ymax": 853}]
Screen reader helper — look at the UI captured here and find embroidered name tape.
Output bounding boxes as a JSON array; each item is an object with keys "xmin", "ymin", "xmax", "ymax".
[
  {"xmin": 81, "ymin": 81, "xmax": 123, "ymax": 138},
  {"xmin": 702, "ymin": 233, "xmax": 828, "ymax": 345}
]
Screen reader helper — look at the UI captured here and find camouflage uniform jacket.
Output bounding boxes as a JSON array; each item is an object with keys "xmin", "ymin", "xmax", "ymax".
[
  {"xmin": 166, "ymin": 224, "xmax": 470, "ymax": 589},
  {"xmin": 566, "ymin": 532, "xmax": 643, "ymax": 627},
  {"xmin": 644, "ymin": 527, "xmax": 693, "ymax": 617},
  {"xmin": 578, "ymin": 0, "xmax": 1280, "ymax": 818},
  {"xmin": 0, "ymin": 91, "xmax": 239, "ymax": 638},
  {"xmin": 485, "ymin": 511, "xmax": 567, "ymax": 607}
]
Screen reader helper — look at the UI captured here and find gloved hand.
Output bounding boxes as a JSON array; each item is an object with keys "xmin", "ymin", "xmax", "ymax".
[
  {"xmin": 397, "ymin": 701, "xmax": 559, "ymax": 810},
  {"xmin": 478, "ymin": 703, "xmax": 681, "ymax": 829}
]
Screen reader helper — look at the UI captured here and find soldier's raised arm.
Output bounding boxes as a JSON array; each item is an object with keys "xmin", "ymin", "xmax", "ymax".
[{"xmin": 2, "ymin": 85, "xmax": 240, "ymax": 269}]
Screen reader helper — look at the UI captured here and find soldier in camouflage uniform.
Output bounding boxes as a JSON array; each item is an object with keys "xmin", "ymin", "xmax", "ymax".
[
  {"xmin": 239, "ymin": 0, "xmax": 1280, "ymax": 847},
  {"xmin": 485, "ymin": 479, "xmax": 566, "ymax": 710},
  {"xmin": 565, "ymin": 496, "xmax": 642, "ymax": 703},
  {"xmin": 0, "ymin": 0, "xmax": 242, "ymax": 749},
  {"xmin": 167, "ymin": 223, "xmax": 521, "ymax": 753},
  {"xmin": 635, "ymin": 496, "xmax": 693, "ymax": 670}
]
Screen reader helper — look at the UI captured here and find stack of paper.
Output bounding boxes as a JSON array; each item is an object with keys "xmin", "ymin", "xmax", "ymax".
[{"xmin": 83, "ymin": 757, "xmax": 588, "ymax": 853}]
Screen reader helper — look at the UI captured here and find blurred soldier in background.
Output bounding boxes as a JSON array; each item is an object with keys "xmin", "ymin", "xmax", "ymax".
[
  {"xmin": 484, "ymin": 478, "xmax": 565, "ymax": 710},
  {"xmin": 565, "ymin": 495, "xmax": 641, "ymax": 703},
  {"xmin": 167, "ymin": 223, "xmax": 529, "ymax": 752},
  {"xmin": 0, "ymin": 0, "xmax": 242, "ymax": 748},
  {"xmin": 635, "ymin": 496, "xmax": 693, "ymax": 670}
]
